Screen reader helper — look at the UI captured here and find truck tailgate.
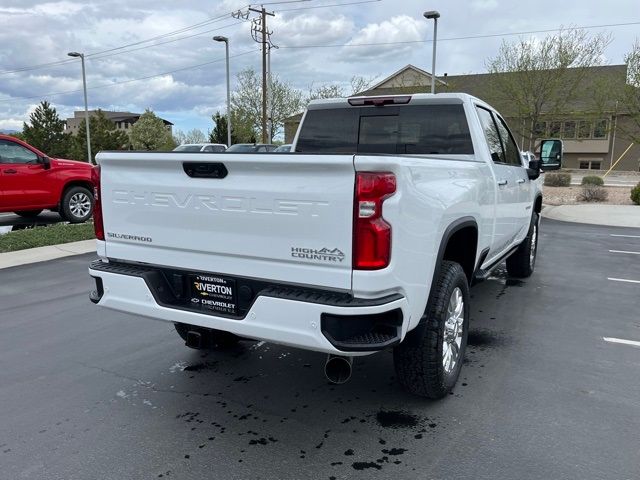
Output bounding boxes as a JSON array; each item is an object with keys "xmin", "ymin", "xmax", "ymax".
[{"xmin": 97, "ymin": 152, "xmax": 355, "ymax": 290}]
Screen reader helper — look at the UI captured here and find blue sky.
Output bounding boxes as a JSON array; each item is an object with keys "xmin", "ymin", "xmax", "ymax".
[{"xmin": 0, "ymin": 0, "xmax": 638, "ymax": 135}]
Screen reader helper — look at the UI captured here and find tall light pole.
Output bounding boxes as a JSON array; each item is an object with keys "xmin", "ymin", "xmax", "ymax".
[
  {"xmin": 213, "ymin": 36, "xmax": 232, "ymax": 148},
  {"xmin": 67, "ymin": 52, "xmax": 92, "ymax": 163},
  {"xmin": 423, "ymin": 11, "xmax": 440, "ymax": 94}
]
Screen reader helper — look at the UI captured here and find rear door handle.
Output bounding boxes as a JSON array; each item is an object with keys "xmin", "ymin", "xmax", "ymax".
[
  {"xmin": 3, "ymin": 169, "xmax": 17, "ymax": 174},
  {"xmin": 497, "ymin": 179, "xmax": 508, "ymax": 186},
  {"xmin": 516, "ymin": 178, "xmax": 526, "ymax": 184}
]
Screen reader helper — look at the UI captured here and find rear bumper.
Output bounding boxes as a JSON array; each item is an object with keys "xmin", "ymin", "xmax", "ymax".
[{"xmin": 88, "ymin": 260, "xmax": 409, "ymax": 356}]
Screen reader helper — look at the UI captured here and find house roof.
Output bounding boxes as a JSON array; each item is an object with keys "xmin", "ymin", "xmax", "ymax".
[{"xmin": 366, "ymin": 64, "xmax": 448, "ymax": 92}]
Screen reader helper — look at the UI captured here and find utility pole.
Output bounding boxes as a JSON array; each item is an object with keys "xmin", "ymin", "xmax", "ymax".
[{"xmin": 250, "ymin": 6, "xmax": 275, "ymax": 143}]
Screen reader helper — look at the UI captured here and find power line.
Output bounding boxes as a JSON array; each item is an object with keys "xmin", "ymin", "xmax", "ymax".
[
  {"xmin": 278, "ymin": 20, "xmax": 640, "ymax": 49},
  {"xmin": 275, "ymin": 0, "xmax": 381, "ymax": 13},
  {"xmin": 85, "ymin": 12, "xmax": 238, "ymax": 57},
  {"xmin": 0, "ymin": 8, "xmax": 249, "ymax": 76},
  {"xmin": 88, "ymin": 20, "xmax": 245, "ymax": 62},
  {"xmin": 0, "ymin": 49, "xmax": 258, "ymax": 104}
]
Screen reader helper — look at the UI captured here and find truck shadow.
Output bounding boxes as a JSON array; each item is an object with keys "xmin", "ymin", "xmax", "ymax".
[{"xmin": 0, "ymin": 212, "xmax": 65, "ymax": 234}]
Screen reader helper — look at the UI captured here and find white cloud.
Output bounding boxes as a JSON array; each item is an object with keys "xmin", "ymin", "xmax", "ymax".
[
  {"xmin": 32, "ymin": 1, "xmax": 87, "ymax": 17},
  {"xmin": 273, "ymin": 14, "xmax": 354, "ymax": 47},
  {"xmin": 338, "ymin": 15, "xmax": 427, "ymax": 62},
  {"xmin": 471, "ymin": 0, "xmax": 499, "ymax": 10},
  {"xmin": 0, "ymin": 118, "xmax": 24, "ymax": 130},
  {"xmin": 347, "ymin": 15, "xmax": 426, "ymax": 46}
]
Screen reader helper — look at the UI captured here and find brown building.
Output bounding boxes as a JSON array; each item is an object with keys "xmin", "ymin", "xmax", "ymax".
[
  {"xmin": 284, "ymin": 64, "xmax": 640, "ymax": 171},
  {"xmin": 65, "ymin": 110, "xmax": 173, "ymax": 136}
]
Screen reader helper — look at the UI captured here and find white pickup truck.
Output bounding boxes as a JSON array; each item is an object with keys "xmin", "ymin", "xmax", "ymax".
[{"xmin": 89, "ymin": 93, "xmax": 554, "ymax": 399}]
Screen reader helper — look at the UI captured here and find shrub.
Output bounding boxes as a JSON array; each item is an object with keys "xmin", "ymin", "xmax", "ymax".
[
  {"xmin": 577, "ymin": 185, "xmax": 608, "ymax": 202},
  {"xmin": 631, "ymin": 182, "xmax": 640, "ymax": 205},
  {"xmin": 544, "ymin": 172, "xmax": 571, "ymax": 187},
  {"xmin": 581, "ymin": 175, "xmax": 604, "ymax": 186}
]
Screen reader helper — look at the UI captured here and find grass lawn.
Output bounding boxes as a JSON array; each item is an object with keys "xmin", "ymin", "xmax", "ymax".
[{"xmin": 0, "ymin": 222, "xmax": 95, "ymax": 253}]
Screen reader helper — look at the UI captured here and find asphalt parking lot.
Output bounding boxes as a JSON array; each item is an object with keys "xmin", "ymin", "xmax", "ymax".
[{"xmin": 1, "ymin": 219, "xmax": 639, "ymax": 480}]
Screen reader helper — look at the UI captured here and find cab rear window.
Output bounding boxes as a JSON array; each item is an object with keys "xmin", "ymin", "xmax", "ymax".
[{"xmin": 296, "ymin": 104, "xmax": 473, "ymax": 155}]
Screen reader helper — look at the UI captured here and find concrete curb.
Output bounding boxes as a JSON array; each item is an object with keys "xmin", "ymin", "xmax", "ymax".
[
  {"xmin": 0, "ymin": 239, "xmax": 95, "ymax": 270},
  {"xmin": 542, "ymin": 204, "xmax": 640, "ymax": 228}
]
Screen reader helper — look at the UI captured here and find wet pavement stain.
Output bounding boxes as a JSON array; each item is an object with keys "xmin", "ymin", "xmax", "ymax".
[
  {"xmin": 467, "ymin": 329, "xmax": 503, "ymax": 347},
  {"xmin": 375, "ymin": 410, "xmax": 419, "ymax": 429},
  {"xmin": 382, "ymin": 448, "xmax": 407, "ymax": 455},
  {"xmin": 183, "ymin": 362, "xmax": 218, "ymax": 372},
  {"xmin": 352, "ymin": 461, "xmax": 382, "ymax": 470}
]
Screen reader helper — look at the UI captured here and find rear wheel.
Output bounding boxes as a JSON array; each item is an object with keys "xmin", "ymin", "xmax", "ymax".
[
  {"xmin": 506, "ymin": 213, "xmax": 539, "ymax": 278},
  {"xmin": 394, "ymin": 261, "xmax": 469, "ymax": 399},
  {"xmin": 14, "ymin": 210, "xmax": 43, "ymax": 218},
  {"xmin": 61, "ymin": 186, "xmax": 93, "ymax": 223},
  {"xmin": 174, "ymin": 323, "xmax": 241, "ymax": 350}
]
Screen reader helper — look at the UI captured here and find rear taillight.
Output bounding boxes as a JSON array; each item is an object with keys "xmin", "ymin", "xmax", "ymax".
[
  {"xmin": 353, "ymin": 172, "xmax": 396, "ymax": 270},
  {"xmin": 91, "ymin": 165, "xmax": 104, "ymax": 240}
]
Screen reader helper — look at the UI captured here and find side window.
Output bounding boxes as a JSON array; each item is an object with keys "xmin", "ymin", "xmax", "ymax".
[
  {"xmin": 203, "ymin": 146, "xmax": 213, "ymax": 152},
  {"xmin": 0, "ymin": 140, "xmax": 39, "ymax": 164},
  {"xmin": 494, "ymin": 115, "xmax": 522, "ymax": 166},
  {"xmin": 476, "ymin": 106, "xmax": 504, "ymax": 164}
]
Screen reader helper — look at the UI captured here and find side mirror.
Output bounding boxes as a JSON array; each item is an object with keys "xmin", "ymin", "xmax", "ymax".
[
  {"xmin": 40, "ymin": 155, "xmax": 51, "ymax": 170},
  {"xmin": 539, "ymin": 139, "xmax": 563, "ymax": 171},
  {"xmin": 527, "ymin": 159, "xmax": 541, "ymax": 180}
]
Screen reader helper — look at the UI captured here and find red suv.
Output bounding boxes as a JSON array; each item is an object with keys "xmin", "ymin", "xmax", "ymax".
[{"xmin": 0, "ymin": 135, "xmax": 94, "ymax": 223}]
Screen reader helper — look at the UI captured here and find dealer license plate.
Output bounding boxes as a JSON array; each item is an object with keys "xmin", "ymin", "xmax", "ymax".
[{"xmin": 189, "ymin": 273, "xmax": 237, "ymax": 316}]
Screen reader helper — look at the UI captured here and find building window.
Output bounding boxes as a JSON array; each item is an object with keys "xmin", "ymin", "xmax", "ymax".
[
  {"xmin": 533, "ymin": 121, "xmax": 547, "ymax": 138},
  {"xmin": 579, "ymin": 160, "xmax": 602, "ymax": 170},
  {"xmin": 578, "ymin": 120, "xmax": 591, "ymax": 139},
  {"xmin": 563, "ymin": 121, "xmax": 576, "ymax": 139},
  {"xmin": 593, "ymin": 119, "xmax": 608, "ymax": 139},
  {"xmin": 549, "ymin": 121, "xmax": 561, "ymax": 138}
]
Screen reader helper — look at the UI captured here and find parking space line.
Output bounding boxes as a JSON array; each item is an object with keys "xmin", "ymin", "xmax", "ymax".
[
  {"xmin": 610, "ymin": 234, "xmax": 640, "ymax": 239},
  {"xmin": 603, "ymin": 337, "xmax": 640, "ymax": 348},
  {"xmin": 608, "ymin": 277, "xmax": 640, "ymax": 284},
  {"xmin": 609, "ymin": 250, "xmax": 640, "ymax": 255}
]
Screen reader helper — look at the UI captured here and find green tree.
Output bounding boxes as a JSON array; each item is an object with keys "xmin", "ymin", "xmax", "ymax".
[
  {"xmin": 209, "ymin": 111, "xmax": 256, "ymax": 145},
  {"xmin": 619, "ymin": 39, "xmax": 640, "ymax": 143},
  {"xmin": 22, "ymin": 101, "xmax": 71, "ymax": 158},
  {"xmin": 129, "ymin": 109, "xmax": 175, "ymax": 150},
  {"xmin": 67, "ymin": 110, "xmax": 129, "ymax": 163},
  {"xmin": 485, "ymin": 28, "xmax": 611, "ymax": 150},
  {"xmin": 174, "ymin": 128, "xmax": 207, "ymax": 145},
  {"xmin": 306, "ymin": 75, "xmax": 377, "ymax": 101},
  {"xmin": 209, "ymin": 112, "xmax": 228, "ymax": 145},
  {"xmin": 231, "ymin": 68, "xmax": 304, "ymax": 142}
]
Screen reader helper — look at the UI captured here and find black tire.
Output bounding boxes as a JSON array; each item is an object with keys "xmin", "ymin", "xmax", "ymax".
[
  {"xmin": 60, "ymin": 186, "xmax": 94, "ymax": 223},
  {"xmin": 506, "ymin": 212, "xmax": 539, "ymax": 278},
  {"xmin": 394, "ymin": 261, "xmax": 470, "ymax": 399},
  {"xmin": 14, "ymin": 210, "xmax": 43, "ymax": 218},
  {"xmin": 174, "ymin": 323, "xmax": 240, "ymax": 350}
]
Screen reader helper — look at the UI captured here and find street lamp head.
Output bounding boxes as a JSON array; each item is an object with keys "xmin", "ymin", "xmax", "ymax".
[
  {"xmin": 423, "ymin": 10, "xmax": 440, "ymax": 19},
  {"xmin": 213, "ymin": 36, "xmax": 228, "ymax": 43},
  {"xmin": 67, "ymin": 51, "xmax": 83, "ymax": 57}
]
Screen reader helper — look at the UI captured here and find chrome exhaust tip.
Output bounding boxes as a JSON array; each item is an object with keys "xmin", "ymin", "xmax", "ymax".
[{"xmin": 324, "ymin": 355, "xmax": 353, "ymax": 384}]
